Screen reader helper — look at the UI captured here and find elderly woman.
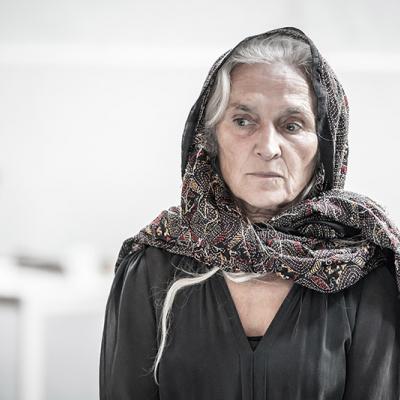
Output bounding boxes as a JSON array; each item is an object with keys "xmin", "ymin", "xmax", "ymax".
[{"xmin": 99, "ymin": 27, "xmax": 400, "ymax": 399}]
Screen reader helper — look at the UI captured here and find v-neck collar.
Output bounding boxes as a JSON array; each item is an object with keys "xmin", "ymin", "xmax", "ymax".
[{"xmin": 214, "ymin": 272, "xmax": 301, "ymax": 355}]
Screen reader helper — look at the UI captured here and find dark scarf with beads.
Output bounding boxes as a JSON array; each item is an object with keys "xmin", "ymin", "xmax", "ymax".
[{"xmin": 116, "ymin": 27, "xmax": 400, "ymax": 295}]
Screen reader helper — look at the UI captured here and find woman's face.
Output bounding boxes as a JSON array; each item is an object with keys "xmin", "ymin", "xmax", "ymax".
[{"xmin": 215, "ymin": 63, "xmax": 318, "ymax": 220}]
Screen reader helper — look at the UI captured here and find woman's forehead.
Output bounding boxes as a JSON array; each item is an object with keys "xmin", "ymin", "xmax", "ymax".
[
  {"xmin": 230, "ymin": 64, "xmax": 312, "ymax": 95},
  {"xmin": 228, "ymin": 63, "xmax": 316, "ymax": 116}
]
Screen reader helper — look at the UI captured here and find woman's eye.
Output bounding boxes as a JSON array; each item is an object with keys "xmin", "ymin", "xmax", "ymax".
[
  {"xmin": 285, "ymin": 122, "xmax": 302, "ymax": 133},
  {"xmin": 233, "ymin": 118, "xmax": 253, "ymax": 127}
]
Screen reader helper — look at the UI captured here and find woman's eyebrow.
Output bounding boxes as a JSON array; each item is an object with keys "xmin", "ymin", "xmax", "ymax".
[
  {"xmin": 280, "ymin": 106, "xmax": 314, "ymax": 119},
  {"xmin": 228, "ymin": 103, "xmax": 256, "ymax": 113},
  {"xmin": 229, "ymin": 103, "xmax": 313, "ymax": 115},
  {"xmin": 228, "ymin": 103, "xmax": 315, "ymax": 124}
]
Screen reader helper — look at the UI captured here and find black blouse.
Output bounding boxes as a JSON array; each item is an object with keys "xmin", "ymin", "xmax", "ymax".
[
  {"xmin": 247, "ymin": 336, "xmax": 263, "ymax": 351},
  {"xmin": 99, "ymin": 246, "xmax": 400, "ymax": 399}
]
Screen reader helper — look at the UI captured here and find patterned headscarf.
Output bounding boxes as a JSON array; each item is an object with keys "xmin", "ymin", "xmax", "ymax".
[{"xmin": 117, "ymin": 27, "xmax": 400, "ymax": 295}]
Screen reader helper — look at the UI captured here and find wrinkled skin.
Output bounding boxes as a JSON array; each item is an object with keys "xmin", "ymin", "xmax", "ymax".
[{"xmin": 216, "ymin": 63, "xmax": 318, "ymax": 222}]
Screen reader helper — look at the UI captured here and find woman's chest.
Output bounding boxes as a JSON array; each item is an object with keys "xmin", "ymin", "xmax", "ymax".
[{"xmin": 223, "ymin": 275, "xmax": 295, "ymax": 336}]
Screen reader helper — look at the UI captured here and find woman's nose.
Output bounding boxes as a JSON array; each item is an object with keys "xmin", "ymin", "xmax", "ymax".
[{"xmin": 254, "ymin": 124, "xmax": 281, "ymax": 161}]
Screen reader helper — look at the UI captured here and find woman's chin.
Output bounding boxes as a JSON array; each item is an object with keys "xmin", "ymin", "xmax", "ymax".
[
  {"xmin": 243, "ymin": 193, "xmax": 288, "ymax": 210},
  {"xmin": 239, "ymin": 197, "xmax": 284, "ymax": 217}
]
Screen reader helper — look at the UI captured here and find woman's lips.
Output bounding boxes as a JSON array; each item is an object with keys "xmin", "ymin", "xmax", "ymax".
[{"xmin": 248, "ymin": 172, "xmax": 283, "ymax": 178}]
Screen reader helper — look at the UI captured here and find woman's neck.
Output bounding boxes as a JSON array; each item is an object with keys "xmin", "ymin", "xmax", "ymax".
[{"xmin": 237, "ymin": 199, "xmax": 280, "ymax": 223}]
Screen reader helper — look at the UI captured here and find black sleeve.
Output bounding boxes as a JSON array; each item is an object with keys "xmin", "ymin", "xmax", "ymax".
[
  {"xmin": 99, "ymin": 249, "xmax": 160, "ymax": 400},
  {"xmin": 342, "ymin": 265, "xmax": 400, "ymax": 399}
]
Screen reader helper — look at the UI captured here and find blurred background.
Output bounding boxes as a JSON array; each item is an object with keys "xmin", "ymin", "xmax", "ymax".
[{"xmin": 0, "ymin": 0, "xmax": 399, "ymax": 399}]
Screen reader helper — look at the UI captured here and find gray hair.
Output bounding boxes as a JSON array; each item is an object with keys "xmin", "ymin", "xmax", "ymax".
[{"xmin": 149, "ymin": 34, "xmax": 320, "ymax": 385}]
